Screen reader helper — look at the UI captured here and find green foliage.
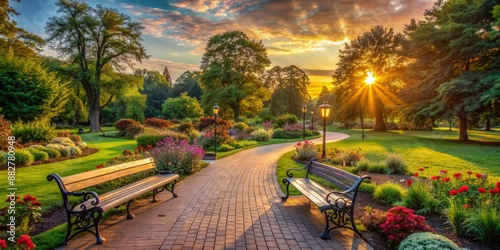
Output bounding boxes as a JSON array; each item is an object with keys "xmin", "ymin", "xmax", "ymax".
[
  {"xmin": 0, "ymin": 194, "xmax": 42, "ymax": 240},
  {"xmin": 26, "ymin": 147, "xmax": 49, "ymax": 162},
  {"xmin": 274, "ymin": 113, "xmax": 298, "ymax": 128},
  {"xmin": 360, "ymin": 206, "xmax": 386, "ymax": 232},
  {"xmin": 13, "ymin": 149, "xmax": 34, "ymax": 167},
  {"xmin": 386, "ymin": 153, "xmax": 407, "ymax": 175},
  {"xmin": 398, "ymin": 232, "xmax": 462, "ymax": 250},
  {"xmin": 465, "ymin": 209, "xmax": 500, "ymax": 245},
  {"xmin": 162, "ymin": 92, "xmax": 204, "ymax": 120},
  {"xmin": 326, "ymin": 147, "xmax": 364, "ymax": 166},
  {"xmin": 359, "ymin": 182, "xmax": 377, "ymax": 194},
  {"xmin": 262, "ymin": 65, "xmax": 311, "ymax": 116},
  {"xmin": 172, "ymin": 70, "xmax": 203, "ymax": 100},
  {"xmin": 293, "ymin": 140, "xmax": 318, "ymax": 161},
  {"xmin": 446, "ymin": 203, "xmax": 468, "ymax": 237},
  {"xmin": 199, "ymin": 30, "xmax": 271, "ymax": 120},
  {"xmin": 373, "ymin": 182, "xmax": 405, "ymax": 205},
  {"xmin": 68, "ymin": 146, "xmax": 82, "ymax": 156},
  {"xmin": 402, "ymin": 181, "xmax": 438, "ymax": 214},
  {"xmin": 138, "ymin": 69, "xmax": 172, "ymax": 118},
  {"xmin": 51, "ymin": 137, "xmax": 75, "ymax": 147},
  {"xmin": 59, "ymin": 147, "xmax": 71, "ymax": 157},
  {"xmin": 0, "ymin": 53, "xmax": 69, "ymax": 122},
  {"xmin": 0, "ymin": 151, "xmax": 6, "ymax": 166},
  {"xmin": 250, "ymin": 128, "xmax": 272, "ymax": 142},
  {"xmin": 229, "ymin": 140, "xmax": 258, "ymax": 149},
  {"xmin": 136, "ymin": 131, "xmax": 189, "ymax": 148},
  {"xmin": 36, "ymin": 146, "xmax": 61, "ymax": 159},
  {"xmin": 177, "ymin": 122, "xmax": 195, "ymax": 134},
  {"xmin": 232, "ymin": 122, "xmax": 249, "ymax": 132},
  {"xmin": 11, "ymin": 119, "xmax": 56, "ymax": 144},
  {"xmin": 217, "ymin": 144, "xmax": 235, "ymax": 152}
]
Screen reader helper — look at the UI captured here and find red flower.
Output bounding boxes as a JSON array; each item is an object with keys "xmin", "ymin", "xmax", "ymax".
[
  {"xmin": 17, "ymin": 235, "xmax": 35, "ymax": 250},
  {"xmin": 0, "ymin": 239, "xmax": 6, "ymax": 249},
  {"xmin": 497, "ymin": 182, "xmax": 500, "ymax": 188},
  {"xmin": 467, "ymin": 171, "xmax": 473, "ymax": 175},
  {"xmin": 418, "ymin": 168, "xmax": 424, "ymax": 172},
  {"xmin": 406, "ymin": 180, "xmax": 413, "ymax": 187},
  {"xmin": 440, "ymin": 170, "xmax": 448, "ymax": 174},
  {"xmin": 476, "ymin": 173, "xmax": 482, "ymax": 178},
  {"xmin": 430, "ymin": 176, "xmax": 439, "ymax": 181},
  {"xmin": 95, "ymin": 164, "xmax": 104, "ymax": 169},
  {"xmin": 453, "ymin": 172, "xmax": 462, "ymax": 179},
  {"xmin": 23, "ymin": 194, "xmax": 36, "ymax": 202},
  {"xmin": 478, "ymin": 187, "xmax": 486, "ymax": 193},
  {"xmin": 32, "ymin": 201, "xmax": 42, "ymax": 206},
  {"xmin": 458, "ymin": 185, "xmax": 469, "ymax": 193},
  {"xmin": 463, "ymin": 204, "xmax": 469, "ymax": 209},
  {"xmin": 450, "ymin": 190, "xmax": 458, "ymax": 195},
  {"xmin": 414, "ymin": 173, "xmax": 419, "ymax": 177},
  {"xmin": 442, "ymin": 177, "xmax": 451, "ymax": 183},
  {"xmin": 147, "ymin": 145, "xmax": 153, "ymax": 150},
  {"xmin": 489, "ymin": 189, "xmax": 497, "ymax": 195}
]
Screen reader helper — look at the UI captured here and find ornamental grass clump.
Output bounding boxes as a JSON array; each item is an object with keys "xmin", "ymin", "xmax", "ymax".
[
  {"xmin": 398, "ymin": 232, "xmax": 462, "ymax": 250},
  {"xmin": 380, "ymin": 206, "xmax": 433, "ymax": 245},
  {"xmin": 373, "ymin": 182, "xmax": 405, "ymax": 206},
  {"xmin": 402, "ymin": 181, "xmax": 438, "ymax": 215},
  {"xmin": 386, "ymin": 153, "xmax": 407, "ymax": 174},
  {"xmin": 293, "ymin": 140, "xmax": 318, "ymax": 161},
  {"xmin": 150, "ymin": 137, "xmax": 205, "ymax": 175}
]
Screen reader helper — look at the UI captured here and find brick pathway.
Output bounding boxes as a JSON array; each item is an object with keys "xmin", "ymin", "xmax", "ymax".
[{"xmin": 64, "ymin": 132, "xmax": 372, "ymax": 249}]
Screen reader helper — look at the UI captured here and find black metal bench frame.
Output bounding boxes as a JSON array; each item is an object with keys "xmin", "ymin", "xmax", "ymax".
[
  {"xmin": 47, "ymin": 157, "xmax": 179, "ymax": 245},
  {"xmin": 281, "ymin": 157, "xmax": 370, "ymax": 240}
]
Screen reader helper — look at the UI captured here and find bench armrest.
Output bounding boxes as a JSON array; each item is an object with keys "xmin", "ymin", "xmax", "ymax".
[
  {"xmin": 325, "ymin": 175, "xmax": 370, "ymax": 207},
  {"xmin": 285, "ymin": 158, "xmax": 316, "ymax": 178}
]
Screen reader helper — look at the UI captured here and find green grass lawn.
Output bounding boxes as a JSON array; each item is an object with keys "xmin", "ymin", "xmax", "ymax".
[{"xmin": 277, "ymin": 127, "xmax": 500, "ymax": 195}]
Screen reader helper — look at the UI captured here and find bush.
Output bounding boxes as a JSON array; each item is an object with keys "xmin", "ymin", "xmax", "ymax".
[
  {"xmin": 60, "ymin": 147, "xmax": 71, "ymax": 157},
  {"xmin": 274, "ymin": 113, "xmax": 298, "ymax": 128},
  {"xmin": 294, "ymin": 140, "xmax": 318, "ymax": 161},
  {"xmin": 398, "ymin": 232, "xmax": 461, "ymax": 250},
  {"xmin": 359, "ymin": 183, "xmax": 377, "ymax": 194},
  {"xmin": 446, "ymin": 203, "xmax": 468, "ymax": 237},
  {"xmin": 380, "ymin": 206, "xmax": 433, "ymax": 245},
  {"xmin": 0, "ymin": 151, "xmax": 6, "ymax": 166},
  {"xmin": 230, "ymin": 140, "xmax": 258, "ymax": 149},
  {"xmin": 327, "ymin": 147, "xmax": 364, "ymax": 166},
  {"xmin": 125, "ymin": 123, "xmax": 144, "ymax": 138},
  {"xmin": 402, "ymin": 181, "xmax": 437, "ymax": 214},
  {"xmin": 367, "ymin": 162, "xmax": 389, "ymax": 174},
  {"xmin": 360, "ymin": 206, "xmax": 387, "ymax": 232},
  {"xmin": 373, "ymin": 182, "xmax": 405, "ymax": 205},
  {"xmin": 26, "ymin": 148, "xmax": 49, "ymax": 161},
  {"xmin": 387, "ymin": 153, "xmax": 407, "ymax": 174},
  {"xmin": 217, "ymin": 144, "xmax": 235, "ymax": 152},
  {"xmin": 232, "ymin": 122, "xmax": 249, "ymax": 132},
  {"xmin": 56, "ymin": 130, "xmax": 70, "ymax": 137},
  {"xmin": 78, "ymin": 142, "xmax": 87, "ymax": 149},
  {"xmin": 13, "ymin": 149, "xmax": 34, "ymax": 167},
  {"xmin": 11, "ymin": 119, "xmax": 56, "ymax": 144},
  {"xmin": 115, "ymin": 118, "xmax": 141, "ymax": 132},
  {"xmin": 0, "ymin": 194, "xmax": 42, "ymax": 237},
  {"xmin": 51, "ymin": 137, "xmax": 75, "ymax": 147},
  {"xmin": 37, "ymin": 147, "xmax": 61, "ymax": 159},
  {"xmin": 68, "ymin": 146, "xmax": 82, "ymax": 156},
  {"xmin": 177, "ymin": 122, "xmax": 195, "ymax": 133},
  {"xmin": 0, "ymin": 116, "xmax": 11, "ymax": 151},
  {"xmin": 149, "ymin": 137, "xmax": 205, "ymax": 175},
  {"xmin": 69, "ymin": 134, "xmax": 82, "ymax": 145},
  {"xmin": 250, "ymin": 128, "xmax": 272, "ymax": 142},
  {"xmin": 136, "ymin": 131, "xmax": 189, "ymax": 148},
  {"xmin": 101, "ymin": 131, "xmax": 121, "ymax": 137},
  {"xmin": 144, "ymin": 118, "xmax": 173, "ymax": 128},
  {"xmin": 465, "ymin": 209, "xmax": 500, "ymax": 245}
]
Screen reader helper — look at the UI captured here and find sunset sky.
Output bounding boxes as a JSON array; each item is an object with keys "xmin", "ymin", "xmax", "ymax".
[{"xmin": 12, "ymin": 0, "xmax": 435, "ymax": 98}]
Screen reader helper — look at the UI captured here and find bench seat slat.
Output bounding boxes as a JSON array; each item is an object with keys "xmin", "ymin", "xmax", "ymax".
[
  {"xmin": 287, "ymin": 178, "xmax": 351, "ymax": 211},
  {"xmin": 76, "ymin": 174, "xmax": 178, "ymax": 212}
]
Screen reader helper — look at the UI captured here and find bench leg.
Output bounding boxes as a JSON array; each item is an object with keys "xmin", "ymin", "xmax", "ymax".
[
  {"xmin": 152, "ymin": 189, "xmax": 158, "ymax": 202},
  {"xmin": 320, "ymin": 210, "xmax": 332, "ymax": 240},
  {"xmin": 167, "ymin": 179, "xmax": 179, "ymax": 198},
  {"xmin": 281, "ymin": 179, "xmax": 290, "ymax": 200},
  {"xmin": 126, "ymin": 200, "xmax": 135, "ymax": 219}
]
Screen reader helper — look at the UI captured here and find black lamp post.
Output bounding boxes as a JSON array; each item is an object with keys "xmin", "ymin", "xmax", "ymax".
[
  {"xmin": 318, "ymin": 100, "xmax": 332, "ymax": 158},
  {"xmin": 302, "ymin": 106, "xmax": 307, "ymax": 140},
  {"xmin": 360, "ymin": 96, "xmax": 365, "ymax": 140},
  {"xmin": 213, "ymin": 104, "xmax": 219, "ymax": 158},
  {"xmin": 310, "ymin": 110, "xmax": 314, "ymax": 131}
]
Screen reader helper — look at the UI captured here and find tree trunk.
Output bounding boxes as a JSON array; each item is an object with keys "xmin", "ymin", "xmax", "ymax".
[
  {"xmin": 458, "ymin": 113, "xmax": 469, "ymax": 141},
  {"xmin": 485, "ymin": 119, "xmax": 491, "ymax": 131},
  {"xmin": 374, "ymin": 106, "xmax": 386, "ymax": 131},
  {"xmin": 89, "ymin": 107, "xmax": 101, "ymax": 132},
  {"xmin": 84, "ymin": 80, "xmax": 102, "ymax": 133}
]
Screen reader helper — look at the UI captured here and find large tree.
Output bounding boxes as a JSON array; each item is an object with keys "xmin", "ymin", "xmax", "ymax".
[
  {"xmin": 137, "ymin": 69, "xmax": 172, "ymax": 118},
  {"xmin": 401, "ymin": 0, "xmax": 500, "ymax": 141},
  {"xmin": 45, "ymin": 0, "xmax": 148, "ymax": 132},
  {"xmin": 199, "ymin": 31, "xmax": 271, "ymax": 120},
  {"xmin": 332, "ymin": 26, "xmax": 406, "ymax": 131},
  {"xmin": 0, "ymin": 0, "xmax": 44, "ymax": 57},
  {"xmin": 172, "ymin": 71, "xmax": 203, "ymax": 100},
  {"xmin": 262, "ymin": 65, "xmax": 311, "ymax": 116}
]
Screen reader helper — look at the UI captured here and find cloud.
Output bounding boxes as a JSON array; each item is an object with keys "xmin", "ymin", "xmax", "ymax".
[{"xmin": 137, "ymin": 57, "xmax": 199, "ymax": 81}]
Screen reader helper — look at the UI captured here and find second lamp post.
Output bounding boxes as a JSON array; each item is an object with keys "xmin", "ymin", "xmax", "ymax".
[
  {"xmin": 302, "ymin": 106, "xmax": 307, "ymax": 140},
  {"xmin": 213, "ymin": 104, "xmax": 219, "ymax": 158},
  {"xmin": 318, "ymin": 101, "xmax": 332, "ymax": 158}
]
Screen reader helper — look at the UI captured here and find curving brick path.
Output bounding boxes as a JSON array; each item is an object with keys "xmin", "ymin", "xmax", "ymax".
[{"xmin": 65, "ymin": 132, "xmax": 371, "ymax": 249}]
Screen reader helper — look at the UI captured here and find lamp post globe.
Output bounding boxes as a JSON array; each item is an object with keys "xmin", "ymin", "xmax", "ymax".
[
  {"xmin": 213, "ymin": 104, "xmax": 219, "ymax": 158},
  {"xmin": 318, "ymin": 101, "xmax": 332, "ymax": 158},
  {"xmin": 310, "ymin": 110, "xmax": 314, "ymax": 131}
]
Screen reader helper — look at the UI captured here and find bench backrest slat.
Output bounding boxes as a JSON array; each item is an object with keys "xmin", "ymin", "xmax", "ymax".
[
  {"xmin": 308, "ymin": 161, "xmax": 359, "ymax": 191},
  {"xmin": 61, "ymin": 158, "xmax": 155, "ymax": 191}
]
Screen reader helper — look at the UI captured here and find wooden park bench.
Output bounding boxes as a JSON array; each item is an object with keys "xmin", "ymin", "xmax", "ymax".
[
  {"xmin": 47, "ymin": 157, "xmax": 179, "ymax": 245},
  {"xmin": 281, "ymin": 158, "xmax": 370, "ymax": 240}
]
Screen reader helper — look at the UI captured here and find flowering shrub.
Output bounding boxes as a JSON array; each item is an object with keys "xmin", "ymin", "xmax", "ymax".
[
  {"xmin": 294, "ymin": 140, "xmax": 318, "ymax": 161},
  {"xmin": 326, "ymin": 147, "xmax": 364, "ymax": 166},
  {"xmin": 144, "ymin": 118, "xmax": 173, "ymax": 128},
  {"xmin": 360, "ymin": 206, "xmax": 387, "ymax": 232},
  {"xmin": 115, "ymin": 118, "xmax": 141, "ymax": 132},
  {"xmin": 380, "ymin": 206, "xmax": 433, "ymax": 245},
  {"xmin": 0, "ymin": 116, "xmax": 11, "ymax": 151},
  {"xmin": 0, "ymin": 194, "xmax": 41, "ymax": 249},
  {"xmin": 150, "ymin": 137, "xmax": 204, "ymax": 175}
]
